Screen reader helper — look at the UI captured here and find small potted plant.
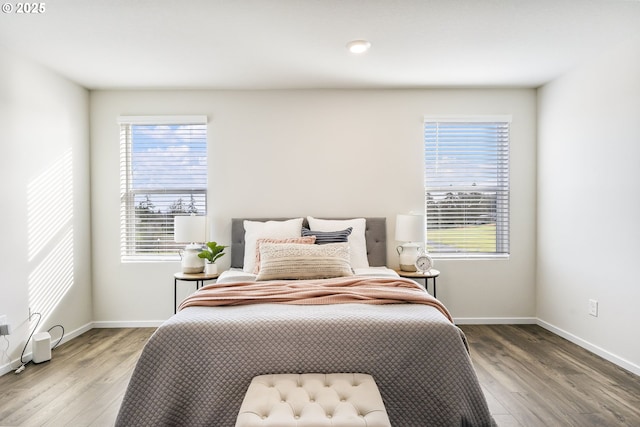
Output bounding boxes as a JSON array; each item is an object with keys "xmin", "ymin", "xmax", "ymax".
[{"xmin": 198, "ymin": 241, "xmax": 227, "ymax": 275}]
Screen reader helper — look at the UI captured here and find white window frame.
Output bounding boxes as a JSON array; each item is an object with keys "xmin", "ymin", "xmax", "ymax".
[
  {"xmin": 424, "ymin": 115, "xmax": 511, "ymax": 259},
  {"xmin": 118, "ymin": 115, "xmax": 208, "ymax": 262}
]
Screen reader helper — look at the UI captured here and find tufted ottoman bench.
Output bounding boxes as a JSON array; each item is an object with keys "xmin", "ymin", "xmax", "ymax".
[{"xmin": 235, "ymin": 373, "xmax": 391, "ymax": 427}]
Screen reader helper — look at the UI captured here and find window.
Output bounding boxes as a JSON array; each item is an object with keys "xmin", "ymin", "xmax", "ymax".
[
  {"xmin": 119, "ymin": 116, "xmax": 208, "ymax": 260},
  {"xmin": 424, "ymin": 116, "xmax": 510, "ymax": 258}
]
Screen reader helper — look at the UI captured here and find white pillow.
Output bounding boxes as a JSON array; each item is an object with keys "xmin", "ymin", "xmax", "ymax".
[
  {"xmin": 256, "ymin": 242, "xmax": 353, "ymax": 281},
  {"xmin": 307, "ymin": 217, "xmax": 369, "ymax": 268},
  {"xmin": 217, "ymin": 268, "xmax": 257, "ymax": 284},
  {"xmin": 353, "ymin": 267, "xmax": 399, "ymax": 277},
  {"xmin": 243, "ymin": 218, "xmax": 304, "ymax": 273}
]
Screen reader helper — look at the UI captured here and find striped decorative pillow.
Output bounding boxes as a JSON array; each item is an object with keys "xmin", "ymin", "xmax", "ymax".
[
  {"xmin": 253, "ymin": 236, "xmax": 316, "ymax": 274},
  {"xmin": 301, "ymin": 227, "xmax": 352, "ymax": 244},
  {"xmin": 256, "ymin": 242, "xmax": 353, "ymax": 281},
  {"xmin": 307, "ymin": 217, "xmax": 368, "ymax": 269}
]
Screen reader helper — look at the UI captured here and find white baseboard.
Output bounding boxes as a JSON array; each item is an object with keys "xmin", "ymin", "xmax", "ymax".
[
  {"xmin": 454, "ymin": 317, "xmax": 537, "ymax": 325},
  {"xmin": 0, "ymin": 322, "xmax": 92, "ymax": 377},
  {"xmin": 536, "ymin": 319, "xmax": 640, "ymax": 377},
  {"xmin": 451, "ymin": 317, "xmax": 639, "ymax": 376},
  {"xmin": 58, "ymin": 321, "xmax": 93, "ymax": 345},
  {"xmin": 92, "ymin": 320, "xmax": 165, "ymax": 328}
]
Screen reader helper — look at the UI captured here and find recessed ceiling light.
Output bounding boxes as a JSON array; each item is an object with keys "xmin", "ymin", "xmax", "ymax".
[{"xmin": 346, "ymin": 40, "xmax": 371, "ymax": 54}]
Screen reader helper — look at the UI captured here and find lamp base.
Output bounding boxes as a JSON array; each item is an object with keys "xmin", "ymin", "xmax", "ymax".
[
  {"xmin": 181, "ymin": 244, "xmax": 205, "ymax": 274},
  {"xmin": 396, "ymin": 242, "xmax": 421, "ymax": 272},
  {"xmin": 399, "ymin": 263, "xmax": 417, "ymax": 272},
  {"xmin": 182, "ymin": 266, "xmax": 204, "ymax": 274}
]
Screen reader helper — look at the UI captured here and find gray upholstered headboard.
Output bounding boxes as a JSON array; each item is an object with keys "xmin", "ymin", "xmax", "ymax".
[{"xmin": 231, "ymin": 217, "xmax": 387, "ymax": 268}]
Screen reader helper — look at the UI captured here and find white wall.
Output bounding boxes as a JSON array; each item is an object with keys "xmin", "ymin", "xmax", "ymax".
[
  {"xmin": 537, "ymin": 41, "xmax": 640, "ymax": 373},
  {"xmin": 0, "ymin": 46, "xmax": 91, "ymax": 374},
  {"xmin": 90, "ymin": 89, "xmax": 537, "ymax": 323}
]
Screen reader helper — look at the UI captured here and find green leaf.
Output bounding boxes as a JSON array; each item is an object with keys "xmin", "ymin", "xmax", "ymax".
[{"xmin": 198, "ymin": 241, "xmax": 227, "ymax": 263}]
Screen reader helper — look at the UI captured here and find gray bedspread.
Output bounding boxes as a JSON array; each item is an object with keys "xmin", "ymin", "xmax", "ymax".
[{"xmin": 116, "ymin": 303, "xmax": 495, "ymax": 426}]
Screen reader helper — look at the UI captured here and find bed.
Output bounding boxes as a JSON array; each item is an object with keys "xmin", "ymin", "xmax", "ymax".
[{"xmin": 116, "ymin": 217, "xmax": 495, "ymax": 426}]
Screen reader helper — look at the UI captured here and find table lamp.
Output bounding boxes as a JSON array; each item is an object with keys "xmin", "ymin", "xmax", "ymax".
[
  {"xmin": 174, "ymin": 215, "xmax": 206, "ymax": 273},
  {"xmin": 395, "ymin": 214, "xmax": 425, "ymax": 272}
]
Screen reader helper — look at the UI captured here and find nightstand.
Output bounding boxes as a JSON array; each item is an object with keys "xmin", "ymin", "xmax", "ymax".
[
  {"xmin": 395, "ymin": 269, "xmax": 441, "ymax": 298},
  {"xmin": 174, "ymin": 271, "xmax": 220, "ymax": 314}
]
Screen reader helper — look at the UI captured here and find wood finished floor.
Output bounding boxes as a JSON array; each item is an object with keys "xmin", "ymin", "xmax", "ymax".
[
  {"xmin": 460, "ymin": 325, "xmax": 640, "ymax": 426},
  {"xmin": 0, "ymin": 325, "xmax": 638, "ymax": 426}
]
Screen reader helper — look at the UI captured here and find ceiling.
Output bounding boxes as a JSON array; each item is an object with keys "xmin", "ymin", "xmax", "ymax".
[{"xmin": 1, "ymin": 0, "xmax": 639, "ymax": 90}]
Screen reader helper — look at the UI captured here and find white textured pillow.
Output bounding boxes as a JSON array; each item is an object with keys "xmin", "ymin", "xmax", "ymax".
[
  {"xmin": 243, "ymin": 218, "xmax": 304, "ymax": 273},
  {"xmin": 307, "ymin": 217, "xmax": 369, "ymax": 268},
  {"xmin": 256, "ymin": 243, "xmax": 353, "ymax": 281},
  {"xmin": 254, "ymin": 236, "xmax": 316, "ymax": 274}
]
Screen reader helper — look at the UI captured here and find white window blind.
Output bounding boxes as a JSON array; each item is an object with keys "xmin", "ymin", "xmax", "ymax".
[
  {"xmin": 424, "ymin": 116, "xmax": 510, "ymax": 257},
  {"xmin": 119, "ymin": 116, "xmax": 208, "ymax": 260}
]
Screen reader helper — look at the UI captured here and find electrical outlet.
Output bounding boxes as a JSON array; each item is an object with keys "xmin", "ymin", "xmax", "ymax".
[
  {"xmin": 0, "ymin": 315, "xmax": 9, "ymax": 335},
  {"xmin": 588, "ymin": 299, "xmax": 598, "ymax": 317}
]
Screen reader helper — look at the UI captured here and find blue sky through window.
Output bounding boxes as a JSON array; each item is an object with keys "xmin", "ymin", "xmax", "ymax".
[
  {"xmin": 131, "ymin": 124, "xmax": 207, "ymax": 189},
  {"xmin": 130, "ymin": 124, "xmax": 207, "ymax": 213}
]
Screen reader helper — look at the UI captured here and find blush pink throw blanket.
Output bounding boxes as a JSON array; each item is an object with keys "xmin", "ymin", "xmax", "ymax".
[{"xmin": 178, "ymin": 276, "xmax": 453, "ymax": 323}]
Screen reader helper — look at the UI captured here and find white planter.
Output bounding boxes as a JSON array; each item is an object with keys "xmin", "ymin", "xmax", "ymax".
[{"xmin": 205, "ymin": 263, "xmax": 218, "ymax": 275}]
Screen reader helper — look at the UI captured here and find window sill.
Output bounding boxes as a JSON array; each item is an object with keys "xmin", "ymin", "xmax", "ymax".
[
  {"xmin": 121, "ymin": 255, "xmax": 180, "ymax": 263},
  {"xmin": 430, "ymin": 254, "xmax": 510, "ymax": 261}
]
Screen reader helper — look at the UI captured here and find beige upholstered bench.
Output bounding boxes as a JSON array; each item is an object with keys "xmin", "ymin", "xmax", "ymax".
[{"xmin": 236, "ymin": 373, "xmax": 391, "ymax": 427}]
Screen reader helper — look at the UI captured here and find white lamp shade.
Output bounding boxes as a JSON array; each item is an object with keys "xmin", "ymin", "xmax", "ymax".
[
  {"xmin": 174, "ymin": 215, "xmax": 206, "ymax": 243},
  {"xmin": 395, "ymin": 214, "xmax": 425, "ymax": 242}
]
